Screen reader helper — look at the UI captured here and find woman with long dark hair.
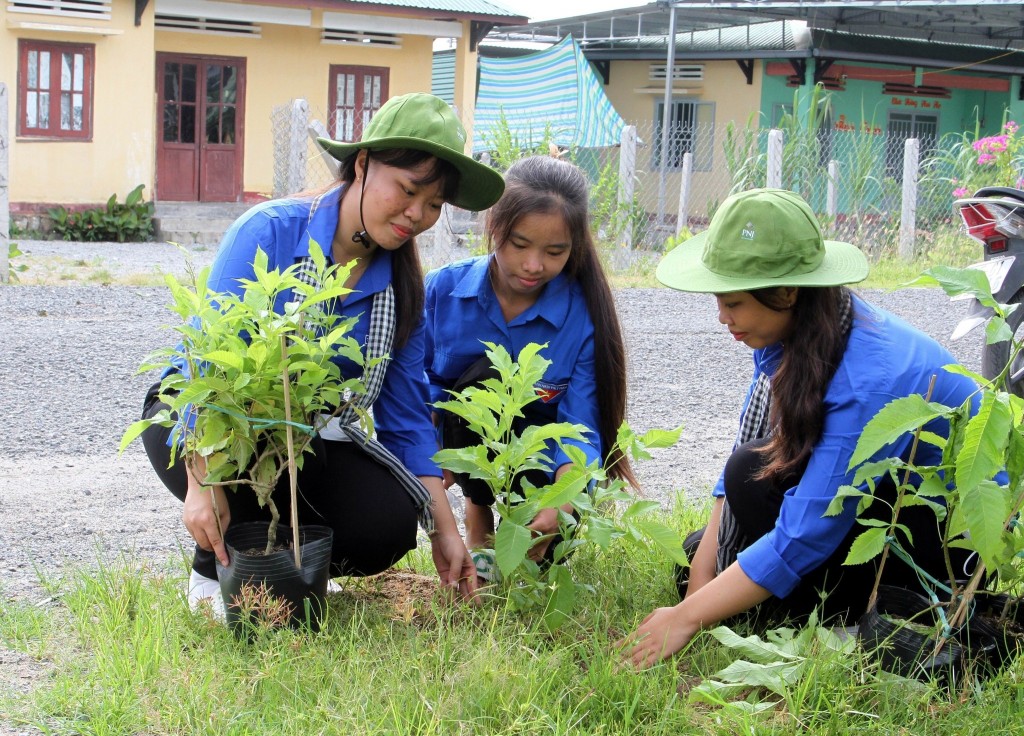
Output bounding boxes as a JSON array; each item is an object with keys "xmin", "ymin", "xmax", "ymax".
[
  {"xmin": 141, "ymin": 94, "xmax": 504, "ymax": 616},
  {"xmin": 621, "ymin": 188, "xmax": 987, "ymax": 668},
  {"xmin": 424, "ymin": 155, "xmax": 633, "ymax": 579}
]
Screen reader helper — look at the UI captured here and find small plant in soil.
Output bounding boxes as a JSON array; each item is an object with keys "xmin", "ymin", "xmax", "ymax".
[
  {"xmin": 121, "ymin": 241, "xmax": 371, "ymax": 562},
  {"xmin": 433, "ymin": 341, "xmax": 688, "ymax": 630}
]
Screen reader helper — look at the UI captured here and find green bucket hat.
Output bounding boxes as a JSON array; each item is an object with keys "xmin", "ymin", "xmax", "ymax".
[
  {"xmin": 316, "ymin": 93, "xmax": 504, "ymax": 212},
  {"xmin": 656, "ymin": 188, "xmax": 868, "ymax": 293}
]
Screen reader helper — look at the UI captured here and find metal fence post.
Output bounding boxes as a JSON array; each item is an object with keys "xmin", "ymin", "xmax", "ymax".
[
  {"xmin": 899, "ymin": 137, "xmax": 920, "ymax": 259},
  {"xmin": 677, "ymin": 151, "xmax": 693, "ymax": 236},
  {"xmin": 618, "ymin": 124, "xmax": 637, "ymax": 250},
  {"xmin": 1, "ymin": 83, "xmax": 8, "ymax": 284},
  {"xmin": 827, "ymin": 160, "xmax": 839, "ymax": 217},
  {"xmin": 767, "ymin": 129, "xmax": 783, "ymax": 189}
]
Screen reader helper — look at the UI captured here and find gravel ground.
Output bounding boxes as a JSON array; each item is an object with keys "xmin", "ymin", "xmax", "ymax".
[{"xmin": 0, "ymin": 239, "xmax": 982, "ymax": 606}]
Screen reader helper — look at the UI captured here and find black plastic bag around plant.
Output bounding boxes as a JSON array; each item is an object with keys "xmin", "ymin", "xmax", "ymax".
[
  {"xmin": 858, "ymin": 585, "xmax": 963, "ymax": 683},
  {"xmin": 216, "ymin": 521, "xmax": 333, "ymax": 636}
]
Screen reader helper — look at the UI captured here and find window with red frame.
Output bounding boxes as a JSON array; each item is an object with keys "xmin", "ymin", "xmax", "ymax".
[
  {"xmin": 328, "ymin": 65, "xmax": 388, "ymax": 142},
  {"xmin": 18, "ymin": 39, "xmax": 94, "ymax": 140}
]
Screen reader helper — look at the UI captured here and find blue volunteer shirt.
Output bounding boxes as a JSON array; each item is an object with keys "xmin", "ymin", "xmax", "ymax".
[
  {"xmin": 717, "ymin": 297, "xmax": 986, "ymax": 598},
  {"xmin": 424, "ymin": 255, "xmax": 601, "ymax": 471},
  {"xmin": 167, "ymin": 185, "xmax": 441, "ymax": 478}
]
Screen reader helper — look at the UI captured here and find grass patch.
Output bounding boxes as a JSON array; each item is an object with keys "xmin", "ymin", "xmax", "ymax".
[{"xmin": 2, "ymin": 499, "xmax": 1023, "ymax": 734}]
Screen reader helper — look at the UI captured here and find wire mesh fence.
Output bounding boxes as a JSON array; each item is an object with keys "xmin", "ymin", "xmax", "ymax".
[{"xmin": 271, "ymin": 99, "xmax": 964, "ymax": 274}]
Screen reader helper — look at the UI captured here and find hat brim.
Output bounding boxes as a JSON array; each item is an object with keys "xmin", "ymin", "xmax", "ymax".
[
  {"xmin": 656, "ymin": 230, "xmax": 869, "ymax": 293},
  {"xmin": 316, "ymin": 136, "xmax": 504, "ymax": 212}
]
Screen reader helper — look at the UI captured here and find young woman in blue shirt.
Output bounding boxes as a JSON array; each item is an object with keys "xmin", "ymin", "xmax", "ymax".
[
  {"xmin": 140, "ymin": 94, "xmax": 504, "ymax": 611},
  {"xmin": 620, "ymin": 188, "xmax": 987, "ymax": 668},
  {"xmin": 424, "ymin": 155, "xmax": 635, "ymax": 569}
]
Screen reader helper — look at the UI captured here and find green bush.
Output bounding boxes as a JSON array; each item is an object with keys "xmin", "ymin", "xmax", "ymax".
[{"xmin": 48, "ymin": 184, "xmax": 154, "ymax": 242}]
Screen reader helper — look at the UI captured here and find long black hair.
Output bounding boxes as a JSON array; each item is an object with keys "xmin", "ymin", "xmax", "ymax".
[
  {"xmin": 486, "ymin": 155, "xmax": 636, "ymax": 486},
  {"xmin": 750, "ymin": 285, "xmax": 852, "ymax": 483},
  {"xmin": 338, "ymin": 148, "xmax": 459, "ymax": 349}
]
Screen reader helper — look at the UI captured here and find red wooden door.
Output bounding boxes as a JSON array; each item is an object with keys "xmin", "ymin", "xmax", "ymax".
[{"xmin": 156, "ymin": 54, "xmax": 245, "ymax": 202}]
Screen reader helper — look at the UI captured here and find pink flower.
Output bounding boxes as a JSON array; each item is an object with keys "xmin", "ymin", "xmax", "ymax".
[
  {"xmin": 1017, "ymin": 178, "xmax": 1024, "ymax": 190},
  {"xmin": 977, "ymin": 153, "xmax": 996, "ymax": 165},
  {"xmin": 1005, "ymin": 121, "xmax": 1020, "ymax": 134},
  {"xmin": 953, "ymin": 187, "xmax": 970, "ymax": 198}
]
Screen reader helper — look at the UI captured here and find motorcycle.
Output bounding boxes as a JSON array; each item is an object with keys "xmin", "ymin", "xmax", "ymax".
[{"xmin": 951, "ymin": 186, "xmax": 1024, "ymax": 397}]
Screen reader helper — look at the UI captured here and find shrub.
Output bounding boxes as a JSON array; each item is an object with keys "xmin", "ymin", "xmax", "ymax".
[{"xmin": 48, "ymin": 184, "xmax": 154, "ymax": 242}]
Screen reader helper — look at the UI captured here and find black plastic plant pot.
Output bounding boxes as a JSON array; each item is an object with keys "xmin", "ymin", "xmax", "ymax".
[
  {"xmin": 215, "ymin": 521, "xmax": 334, "ymax": 636},
  {"xmin": 858, "ymin": 585, "xmax": 963, "ymax": 684},
  {"xmin": 970, "ymin": 591, "xmax": 1024, "ymax": 668}
]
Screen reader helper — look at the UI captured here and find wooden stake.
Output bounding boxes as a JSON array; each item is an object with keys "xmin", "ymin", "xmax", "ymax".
[{"xmin": 281, "ymin": 334, "xmax": 301, "ymax": 569}]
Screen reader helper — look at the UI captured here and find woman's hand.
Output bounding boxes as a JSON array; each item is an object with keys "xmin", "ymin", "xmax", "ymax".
[
  {"xmin": 526, "ymin": 506, "xmax": 563, "ymax": 562},
  {"xmin": 616, "ymin": 604, "xmax": 697, "ymax": 669},
  {"xmin": 430, "ymin": 531, "xmax": 478, "ymax": 601},
  {"xmin": 182, "ymin": 457, "xmax": 231, "ymax": 567}
]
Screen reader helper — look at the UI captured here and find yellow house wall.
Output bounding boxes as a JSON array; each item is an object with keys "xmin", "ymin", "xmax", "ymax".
[
  {"xmin": 602, "ymin": 58, "xmax": 763, "ymax": 219},
  {"xmin": 2, "ymin": 0, "xmax": 155, "ymax": 206},
  {"xmin": 156, "ymin": 15, "xmax": 435, "ymax": 198}
]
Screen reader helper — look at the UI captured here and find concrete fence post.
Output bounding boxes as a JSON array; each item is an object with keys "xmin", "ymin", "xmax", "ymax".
[
  {"xmin": 899, "ymin": 138, "xmax": 920, "ymax": 260},
  {"xmin": 1, "ymin": 83, "xmax": 8, "ymax": 284},
  {"xmin": 767, "ymin": 129, "xmax": 784, "ymax": 189},
  {"xmin": 287, "ymin": 99, "xmax": 309, "ymax": 195},
  {"xmin": 677, "ymin": 151, "xmax": 693, "ymax": 236},
  {"xmin": 618, "ymin": 125, "xmax": 637, "ymax": 250},
  {"xmin": 827, "ymin": 160, "xmax": 839, "ymax": 218}
]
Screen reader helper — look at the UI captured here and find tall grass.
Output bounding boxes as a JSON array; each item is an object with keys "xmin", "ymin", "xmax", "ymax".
[{"xmin": 3, "ymin": 498, "xmax": 1023, "ymax": 735}]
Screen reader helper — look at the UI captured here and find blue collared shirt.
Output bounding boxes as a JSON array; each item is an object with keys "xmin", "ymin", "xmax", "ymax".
[
  {"xmin": 424, "ymin": 255, "xmax": 601, "ymax": 471},
  {"xmin": 168, "ymin": 186, "xmax": 441, "ymax": 478},
  {"xmin": 718, "ymin": 297, "xmax": 987, "ymax": 598}
]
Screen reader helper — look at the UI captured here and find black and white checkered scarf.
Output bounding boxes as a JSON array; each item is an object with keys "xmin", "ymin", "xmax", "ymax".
[
  {"xmin": 288, "ymin": 190, "xmax": 434, "ymax": 533},
  {"xmin": 715, "ymin": 289, "xmax": 853, "ymax": 573}
]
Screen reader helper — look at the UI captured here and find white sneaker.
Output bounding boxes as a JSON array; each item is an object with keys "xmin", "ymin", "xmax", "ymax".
[{"xmin": 187, "ymin": 570, "xmax": 226, "ymax": 621}]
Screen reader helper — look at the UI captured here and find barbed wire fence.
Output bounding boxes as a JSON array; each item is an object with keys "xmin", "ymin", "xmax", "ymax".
[{"xmin": 271, "ymin": 100, "xmax": 959, "ymax": 274}]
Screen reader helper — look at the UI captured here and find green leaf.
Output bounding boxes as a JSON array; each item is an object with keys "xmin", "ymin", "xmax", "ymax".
[
  {"xmin": 844, "ymin": 527, "xmax": 887, "ymax": 565},
  {"xmin": 708, "ymin": 626, "xmax": 802, "ymax": 663},
  {"xmin": 850, "ymin": 395, "xmax": 951, "ymax": 469},
  {"xmin": 634, "ymin": 519, "xmax": 689, "ymax": 566},
  {"xmin": 907, "ymin": 266, "xmax": 998, "ymax": 308},
  {"xmin": 956, "ymin": 391, "xmax": 1012, "ymax": 495},
  {"xmin": 636, "ymin": 427, "xmax": 683, "ymax": 449},
  {"xmin": 714, "ymin": 659, "xmax": 806, "ymax": 696},
  {"xmin": 495, "ymin": 522, "xmax": 534, "ymax": 576},
  {"xmin": 535, "ymin": 468, "xmax": 589, "ymax": 509},
  {"xmin": 962, "ymin": 479, "xmax": 1012, "ymax": 571},
  {"xmin": 541, "ymin": 564, "xmax": 575, "ymax": 631}
]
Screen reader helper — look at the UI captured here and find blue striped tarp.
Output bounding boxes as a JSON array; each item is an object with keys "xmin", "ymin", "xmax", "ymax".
[{"xmin": 472, "ymin": 35, "xmax": 625, "ymax": 154}]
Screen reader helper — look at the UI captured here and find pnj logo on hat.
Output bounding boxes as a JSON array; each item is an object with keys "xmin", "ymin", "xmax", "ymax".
[{"xmin": 741, "ymin": 222, "xmax": 756, "ymax": 241}]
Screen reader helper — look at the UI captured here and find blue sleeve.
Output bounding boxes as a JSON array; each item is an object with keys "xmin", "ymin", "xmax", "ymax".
[
  {"xmin": 373, "ymin": 317, "xmax": 442, "ymax": 478},
  {"xmin": 551, "ymin": 327, "xmax": 602, "ymax": 469}
]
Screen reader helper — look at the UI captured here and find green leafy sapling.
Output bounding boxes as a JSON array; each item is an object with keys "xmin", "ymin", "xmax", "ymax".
[
  {"xmin": 832, "ymin": 265, "xmax": 1022, "ymax": 639},
  {"xmin": 433, "ymin": 341, "xmax": 686, "ymax": 629},
  {"xmin": 121, "ymin": 241, "xmax": 374, "ymax": 562}
]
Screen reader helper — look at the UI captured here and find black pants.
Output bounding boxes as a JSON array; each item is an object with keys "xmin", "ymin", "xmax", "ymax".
[
  {"xmin": 141, "ymin": 388, "xmax": 418, "ymax": 581},
  {"xmin": 679, "ymin": 438, "xmax": 968, "ymax": 624}
]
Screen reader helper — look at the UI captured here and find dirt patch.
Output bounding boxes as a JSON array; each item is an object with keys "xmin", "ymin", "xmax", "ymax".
[{"xmin": 330, "ymin": 569, "xmax": 440, "ymax": 625}]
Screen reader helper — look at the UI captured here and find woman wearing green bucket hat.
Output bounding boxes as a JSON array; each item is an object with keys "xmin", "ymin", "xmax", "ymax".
[
  {"xmin": 141, "ymin": 93, "xmax": 503, "ymax": 615},
  {"xmin": 619, "ymin": 188, "xmax": 991, "ymax": 668}
]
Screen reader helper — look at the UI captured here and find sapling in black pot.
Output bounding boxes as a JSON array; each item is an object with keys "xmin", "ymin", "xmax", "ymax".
[
  {"xmin": 834, "ymin": 265, "xmax": 1024, "ymax": 682},
  {"xmin": 123, "ymin": 242, "xmax": 373, "ymax": 632}
]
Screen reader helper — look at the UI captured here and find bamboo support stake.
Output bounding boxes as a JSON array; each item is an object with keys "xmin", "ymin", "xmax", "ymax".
[
  {"xmin": 281, "ymin": 335, "xmax": 301, "ymax": 569},
  {"xmin": 866, "ymin": 374, "xmax": 937, "ymax": 614}
]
